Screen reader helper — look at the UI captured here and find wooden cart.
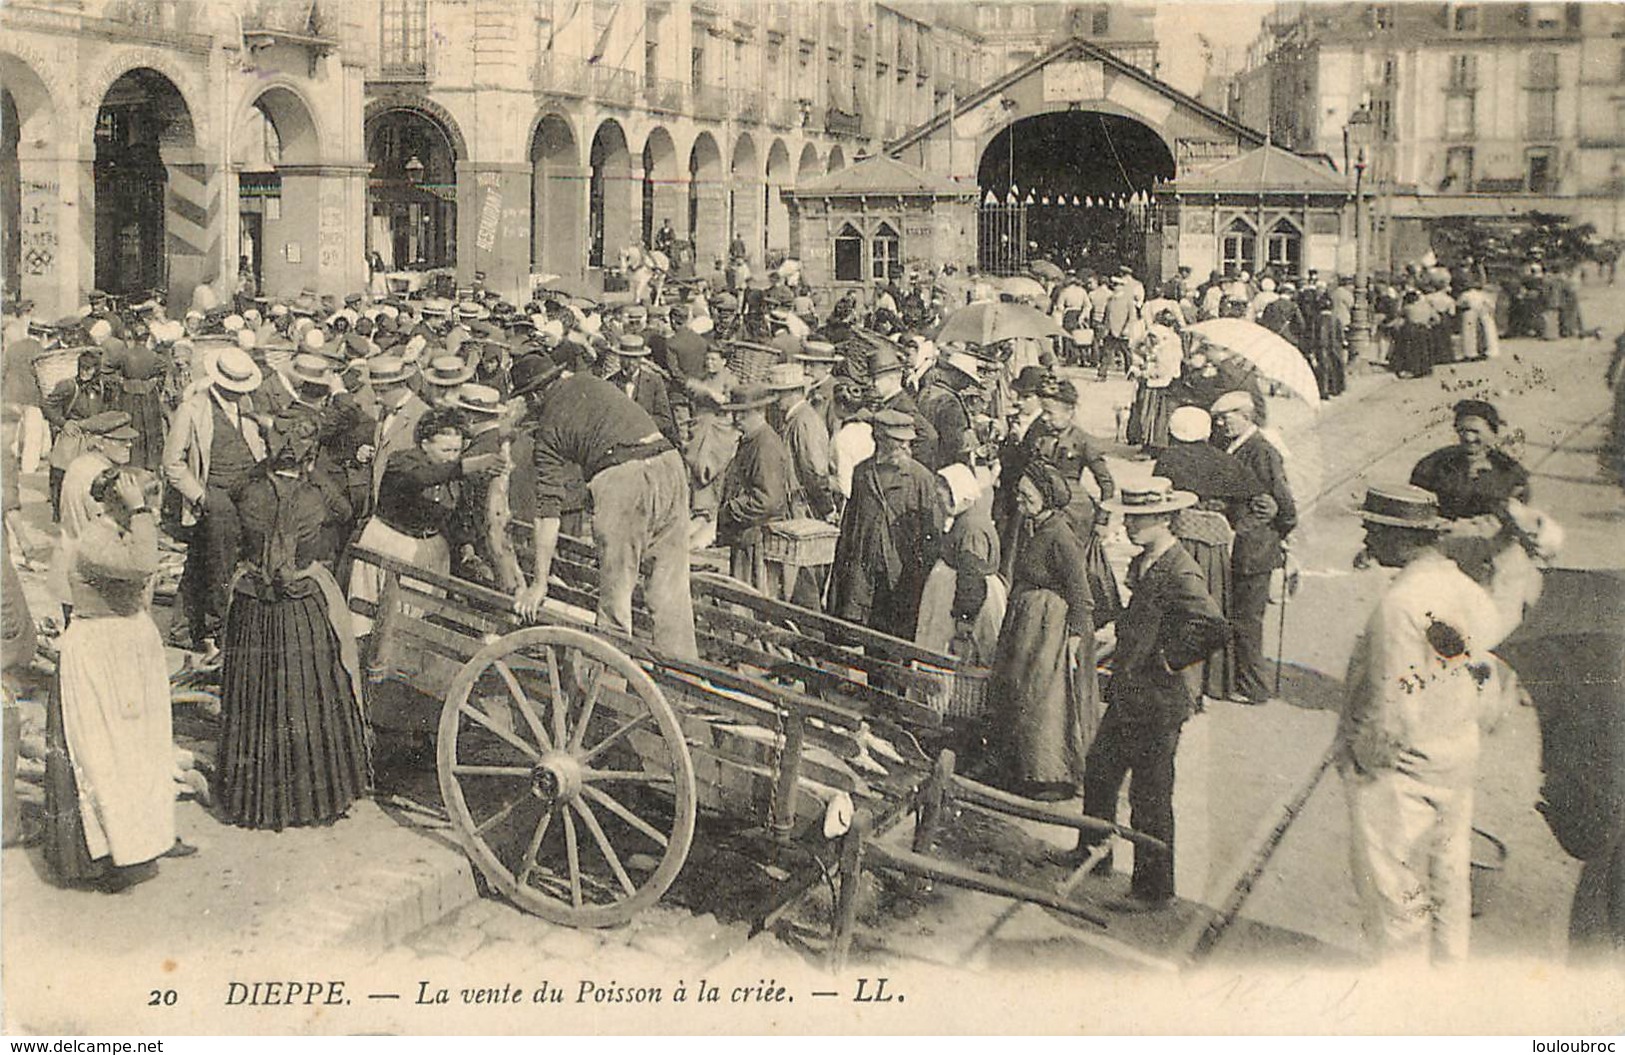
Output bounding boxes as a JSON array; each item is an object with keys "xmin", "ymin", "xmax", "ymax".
[{"xmin": 348, "ymin": 534, "xmax": 1163, "ymax": 959}]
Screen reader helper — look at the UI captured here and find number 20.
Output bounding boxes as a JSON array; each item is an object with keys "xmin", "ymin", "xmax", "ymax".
[{"xmin": 148, "ymin": 989, "xmax": 177, "ymax": 1006}]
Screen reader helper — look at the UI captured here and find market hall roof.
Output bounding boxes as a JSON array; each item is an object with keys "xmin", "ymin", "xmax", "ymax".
[
  {"xmin": 789, "ymin": 154, "xmax": 975, "ymax": 199},
  {"xmin": 1168, "ymin": 143, "xmax": 1348, "ymax": 195}
]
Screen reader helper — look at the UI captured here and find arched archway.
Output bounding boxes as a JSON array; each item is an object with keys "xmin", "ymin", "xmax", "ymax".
[
  {"xmin": 797, "ymin": 142, "xmax": 821, "ymax": 184},
  {"xmin": 588, "ymin": 119, "xmax": 632, "ymax": 270},
  {"xmin": 234, "ymin": 85, "xmax": 323, "ymax": 299},
  {"xmin": 93, "ymin": 68, "xmax": 198, "ymax": 300},
  {"xmin": 729, "ymin": 133, "xmax": 761, "ymax": 266},
  {"xmin": 976, "ymin": 110, "xmax": 1175, "ymax": 274},
  {"xmin": 641, "ymin": 126, "xmax": 679, "ymax": 250},
  {"xmin": 530, "ymin": 112, "xmax": 580, "ymax": 284},
  {"xmin": 765, "ymin": 138, "xmax": 792, "ymax": 265},
  {"xmin": 688, "ymin": 132, "xmax": 723, "ymax": 268},
  {"xmin": 366, "ymin": 105, "xmax": 461, "ymax": 272},
  {"xmin": 1, "ymin": 52, "xmax": 59, "ymax": 310},
  {"xmin": 826, "ymin": 145, "xmax": 847, "ymax": 174}
]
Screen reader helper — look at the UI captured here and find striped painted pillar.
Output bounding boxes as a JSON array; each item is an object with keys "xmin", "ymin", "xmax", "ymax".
[{"xmin": 161, "ymin": 145, "xmax": 222, "ymax": 311}]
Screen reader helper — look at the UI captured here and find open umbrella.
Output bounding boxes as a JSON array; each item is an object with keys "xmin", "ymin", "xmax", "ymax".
[
  {"xmin": 995, "ymin": 275, "xmax": 1048, "ymax": 302},
  {"xmin": 1029, "ymin": 260, "xmax": 1065, "ymax": 281},
  {"xmin": 935, "ymin": 301, "xmax": 1065, "ymax": 346},
  {"xmin": 1189, "ymin": 318, "xmax": 1321, "ymax": 408}
]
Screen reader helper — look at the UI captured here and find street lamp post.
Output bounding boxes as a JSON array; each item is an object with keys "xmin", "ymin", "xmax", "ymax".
[{"xmin": 1346, "ymin": 108, "xmax": 1374, "ymax": 363}]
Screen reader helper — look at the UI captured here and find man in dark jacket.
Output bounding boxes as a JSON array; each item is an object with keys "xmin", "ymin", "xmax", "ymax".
[
  {"xmin": 915, "ymin": 350, "xmax": 983, "ymax": 471},
  {"xmin": 826, "ymin": 409, "xmax": 942, "ymax": 639},
  {"xmin": 869, "ymin": 346, "xmax": 938, "ymax": 462},
  {"xmin": 717, "ymin": 384, "xmax": 795, "ymax": 596},
  {"xmin": 1073, "ymin": 478, "xmax": 1228, "ymax": 911},
  {"xmin": 1211, "ymin": 389, "xmax": 1296, "ymax": 704},
  {"xmin": 42, "ymin": 350, "xmax": 111, "ymax": 520},
  {"xmin": 603, "ymin": 334, "xmax": 679, "ymax": 447}
]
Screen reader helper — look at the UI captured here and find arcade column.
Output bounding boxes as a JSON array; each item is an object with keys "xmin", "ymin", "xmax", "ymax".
[
  {"xmin": 730, "ymin": 177, "xmax": 765, "ymax": 271},
  {"xmin": 158, "ymin": 143, "xmax": 224, "ymax": 312},
  {"xmin": 10, "ymin": 145, "xmax": 75, "ymax": 319},
  {"xmin": 263, "ymin": 163, "xmax": 370, "ymax": 300},
  {"xmin": 458, "ymin": 161, "xmax": 534, "ymax": 305},
  {"xmin": 689, "ymin": 178, "xmax": 727, "ymax": 272},
  {"xmin": 532, "ymin": 161, "xmax": 586, "ymax": 289}
]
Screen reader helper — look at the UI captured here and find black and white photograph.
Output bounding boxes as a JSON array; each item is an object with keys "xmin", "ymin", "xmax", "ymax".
[{"xmin": 0, "ymin": 0, "xmax": 1622, "ymax": 1037}]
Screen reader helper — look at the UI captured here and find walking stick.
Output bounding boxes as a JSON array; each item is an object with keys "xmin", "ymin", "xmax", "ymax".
[{"xmin": 1273, "ymin": 555, "xmax": 1297, "ymax": 698}]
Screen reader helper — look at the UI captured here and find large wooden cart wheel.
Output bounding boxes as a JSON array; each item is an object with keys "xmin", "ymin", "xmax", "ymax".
[{"xmin": 438, "ymin": 626, "xmax": 697, "ymax": 928}]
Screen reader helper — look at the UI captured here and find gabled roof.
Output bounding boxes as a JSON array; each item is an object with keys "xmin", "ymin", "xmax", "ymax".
[
  {"xmin": 1169, "ymin": 143, "xmax": 1347, "ymax": 194},
  {"xmin": 790, "ymin": 154, "xmax": 973, "ymax": 198},
  {"xmin": 887, "ymin": 35, "xmax": 1267, "ymax": 156}
]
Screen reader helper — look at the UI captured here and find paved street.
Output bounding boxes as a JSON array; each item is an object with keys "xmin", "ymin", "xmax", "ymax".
[{"xmin": 4, "ymin": 286, "xmax": 1623, "ymax": 1035}]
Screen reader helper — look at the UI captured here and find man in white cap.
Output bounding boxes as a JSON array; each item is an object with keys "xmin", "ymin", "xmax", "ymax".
[
  {"xmin": 1339, "ymin": 485, "xmax": 1520, "ymax": 963},
  {"xmin": 162, "ymin": 346, "xmax": 266, "ymax": 657},
  {"xmin": 916, "ymin": 349, "xmax": 985, "ymax": 472},
  {"xmin": 1067, "ymin": 477, "xmax": 1227, "ymax": 912},
  {"xmin": 1210, "ymin": 388, "xmax": 1296, "ymax": 705}
]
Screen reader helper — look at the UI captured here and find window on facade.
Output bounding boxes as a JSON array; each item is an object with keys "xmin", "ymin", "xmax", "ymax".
[
  {"xmin": 1528, "ymin": 51, "xmax": 1559, "ymax": 87},
  {"xmin": 1445, "ymin": 94, "xmax": 1475, "ymax": 138},
  {"xmin": 1448, "ymin": 54, "xmax": 1477, "ymax": 89},
  {"xmin": 871, "ymin": 222, "xmax": 900, "ymax": 281},
  {"xmin": 1370, "ymin": 4, "xmax": 1395, "ymax": 29},
  {"xmin": 835, "ymin": 224, "xmax": 864, "ymax": 281},
  {"xmin": 380, "ymin": 0, "xmax": 428, "ymax": 70},
  {"xmin": 1221, "ymin": 219, "xmax": 1256, "ymax": 275},
  {"xmin": 1527, "ymin": 89, "xmax": 1557, "ymax": 139},
  {"xmin": 692, "ymin": 44, "xmax": 705, "ymax": 90},
  {"xmin": 1372, "ymin": 98, "xmax": 1396, "ymax": 140},
  {"xmin": 645, "ymin": 35, "xmax": 660, "ymax": 84},
  {"xmin": 1092, "ymin": 7, "xmax": 1110, "ymax": 34},
  {"xmin": 1444, "ymin": 146, "xmax": 1475, "ymax": 189},
  {"xmin": 1527, "ymin": 148, "xmax": 1553, "ymax": 192},
  {"xmin": 1529, "ymin": 3, "xmax": 1563, "ymax": 30},
  {"xmin": 1265, "ymin": 221, "xmax": 1302, "ymax": 276},
  {"xmin": 1381, "ymin": 56, "xmax": 1398, "ymax": 85},
  {"xmin": 1452, "ymin": 5, "xmax": 1480, "ymax": 31}
]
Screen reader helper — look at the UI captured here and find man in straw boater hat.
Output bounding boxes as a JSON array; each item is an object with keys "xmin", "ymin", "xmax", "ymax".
[
  {"xmin": 162, "ymin": 346, "xmax": 266, "ymax": 659},
  {"xmin": 365, "ymin": 354, "xmax": 428, "ymax": 507},
  {"xmin": 446, "ymin": 383, "xmax": 522, "ymax": 593},
  {"xmin": 1063, "ymin": 477, "xmax": 1228, "ymax": 914},
  {"xmin": 714, "ymin": 383, "xmax": 796, "ymax": 597},
  {"xmin": 600, "ymin": 333, "xmax": 678, "ymax": 447},
  {"xmin": 827, "ymin": 408, "xmax": 943, "ymax": 641},
  {"xmin": 1337, "ymin": 484, "xmax": 1523, "ymax": 964},
  {"xmin": 510, "ymin": 344, "xmax": 698, "ymax": 660},
  {"xmin": 766, "ymin": 362, "xmax": 836, "ymax": 522}
]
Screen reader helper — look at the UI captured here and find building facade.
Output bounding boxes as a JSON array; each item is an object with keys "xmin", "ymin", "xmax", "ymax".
[{"xmin": 1227, "ymin": 1, "xmax": 1625, "ymax": 251}]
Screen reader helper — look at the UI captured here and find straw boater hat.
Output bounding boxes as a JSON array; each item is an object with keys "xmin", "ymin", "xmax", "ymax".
[
  {"xmin": 1209, "ymin": 389, "xmax": 1254, "ymax": 417},
  {"xmin": 1102, "ymin": 476, "xmax": 1197, "ymax": 517},
  {"xmin": 721, "ymin": 383, "xmax": 775, "ymax": 412},
  {"xmin": 615, "ymin": 334, "xmax": 650, "ymax": 357},
  {"xmin": 205, "ymin": 347, "xmax": 263, "ymax": 393},
  {"xmin": 420, "ymin": 297, "xmax": 454, "ymax": 319},
  {"xmin": 422, "ymin": 355, "xmax": 475, "ymax": 388},
  {"xmin": 764, "ymin": 362, "xmax": 808, "ymax": 392},
  {"xmin": 366, "ymin": 355, "xmax": 416, "ymax": 387},
  {"xmin": 1355, "ymin": 484, "xmax": 1446, "ymax": 532},
  {"xmin": 796, "ymin": 340, "xmax": 839, "ymax": 364},
  {"xmin": 452, "ymin": 383, "xmax": 503, "ymax": 416},
  {"xmin": 288, "ymin": 353, "xmax": 337, "ymax": 389}
]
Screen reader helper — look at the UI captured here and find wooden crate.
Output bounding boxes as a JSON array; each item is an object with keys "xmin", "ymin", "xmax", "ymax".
[{"xmin": 761, "ymin": 518, "xmax": 839, "ymax": 567}]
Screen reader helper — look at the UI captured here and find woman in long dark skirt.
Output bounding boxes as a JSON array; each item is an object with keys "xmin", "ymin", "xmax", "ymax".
[
  {"xmin": 1027, "ymin": 377, "xmax": 1122, "ymax": 625},
  {"xmin": 217, "ymin": 413, "xmax": 369, "ymax": 830},
  {"xmin": 987, "ymin": 461, "xmax": 1098, "ymax": 802}
]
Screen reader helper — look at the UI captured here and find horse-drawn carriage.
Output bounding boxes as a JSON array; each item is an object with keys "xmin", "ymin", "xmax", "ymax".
[{"xmin": 348, "ymin": 531, "xmax": 1161, "ymax": 961}]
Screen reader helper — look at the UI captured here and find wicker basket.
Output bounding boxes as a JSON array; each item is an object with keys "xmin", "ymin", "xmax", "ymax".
[
  {"xmin": 31, "ymin": 346, "xmax": 88, "ymax": 400},
  {"xmin": 761, "ymin": 518, "xmax": 839, "ymax": 567},
  {"xmin": 726, "ymin": 341, "xmax": 780, "ymax": 387},
  {"xmin": 916, "ymin": 662, "xmax": 993, "ymax": 720}
]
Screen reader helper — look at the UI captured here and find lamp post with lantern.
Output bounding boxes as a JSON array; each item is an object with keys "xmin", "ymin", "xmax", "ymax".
[{"xmin": 1346, "ymin": 106, "xmax": 1374, "ymax": 363}]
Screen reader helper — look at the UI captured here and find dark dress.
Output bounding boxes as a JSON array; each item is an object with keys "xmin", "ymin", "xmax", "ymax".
[
  {"xmin": 989, "ymin": 510, "xmax": 1098, "ymax": 793},
  {"xmin": 103, "ymin": 342, "xmax": 169, "ymax": 472},
  {"xmin": 1408, "ymin": 445, "xmax": 1531, "ymax": 520},
  {"xmin": 1025, "ymin": 420, "xmax": 1123, "ymax": 625},
  {"xmin": 217, "ymin": 472, "xmax": 370, "ymax": 830}
]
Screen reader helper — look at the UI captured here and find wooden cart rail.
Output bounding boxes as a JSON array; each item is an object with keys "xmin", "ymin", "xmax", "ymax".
[{"xmin": 348, "ymin": 544, "xmax": 1167, "ymax": 948}]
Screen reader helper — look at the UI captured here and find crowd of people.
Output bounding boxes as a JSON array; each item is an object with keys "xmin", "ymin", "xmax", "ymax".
[{"xmin": 0, "ymin": 235, "xmax": 1610, "ymax": 956}]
